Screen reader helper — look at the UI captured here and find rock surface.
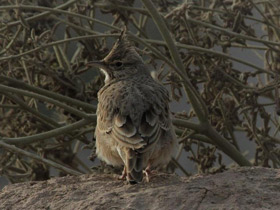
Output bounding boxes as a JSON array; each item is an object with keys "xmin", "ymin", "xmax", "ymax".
[{"xmin": 0, "ymin": 167, "xmax": 280, "ymax": 210}]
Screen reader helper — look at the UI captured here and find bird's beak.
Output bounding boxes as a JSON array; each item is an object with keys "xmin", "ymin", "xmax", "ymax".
[
  {"xmin": 87, "ymin": 60, "xmax": 111, "ymax": 83},
  {"xmin": 86, "ymin": 60, "xmax": 106, "ymax": 69}
]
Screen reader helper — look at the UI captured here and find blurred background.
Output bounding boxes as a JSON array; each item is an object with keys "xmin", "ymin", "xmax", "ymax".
[{"xmin": 1, "ymin": 0, "xmax": 280, "ymax": 189}]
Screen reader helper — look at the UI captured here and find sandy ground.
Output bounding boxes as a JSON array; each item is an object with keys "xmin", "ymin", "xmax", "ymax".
[{"xmin": 0, "ymin": 167, "xmax": 280, "ymax": 210}]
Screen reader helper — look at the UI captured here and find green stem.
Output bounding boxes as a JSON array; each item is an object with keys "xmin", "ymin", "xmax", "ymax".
[
  {"xmin": 248, "ymin": 0, "xmax": 280, "ymax": 35},
  {"xmin": 172, "ymin": 118, "xmax": 203, "ymax": 132},
  {"xmin": 1, "ymin": 92, "xmax": 92, "ymax": 145},
  {"xmin": 0, "ymin": 76, "xmax": 96, "ymax": 112},
  {"xmin": 0, "ymin": 84, "xmax": 90, "ymax": 119},
  {"xmin": 145, "ymin": 39, "xmax": 273, "ymax": 75},
  {"xmin": 187, "ymin": 18, "xmax": 280, "ymax": 47},
  {"xmin": 189, "ymin": 5, "xmax": 275, "ymax": 27},
  {"xmin": 0, "ymin": 4, "xmax": 119, "ymax": 32},
  {"xmin": 0, "ymin": 25, "xmax": 22, "ymax": 55},
  {"xmin": 0, "ymin": 34, "xmax": 118, "ymax": 61},
  {"xmin": 0, "ymin": 0, "xmax": 78, "ymax": 31},
  {"xmin": 93, "ymin": 3, "xmax": 149, "ymax": 15},
  {"xmin": 0, "ymin": 141, "xmax": 82, "ymax": 176},
  {"xmin": 171, "ymin": 157, "xmax": 191, "ymax": 176},
  {"xmin": 202, "ymin": 122, "xmax": 252, "ymax": 166},
  {"xmin": 1, "ymin": 116, "xmax": 95, "ymax": 145},
  {"xmin": 141, "ymin": 0, "xmax": 208, "ymax": 122},
  {"xmin": 3, "ymin": 92, "xmax": 60, "ymax": 129}
]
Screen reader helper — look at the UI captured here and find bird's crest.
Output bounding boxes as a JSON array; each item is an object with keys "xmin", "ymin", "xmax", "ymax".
[{"xmin": 103, "ymin": 27, "xmax": 141, "ymax": 63}]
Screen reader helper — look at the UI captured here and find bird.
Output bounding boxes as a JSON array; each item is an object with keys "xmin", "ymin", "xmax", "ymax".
[{"xmin": 87, "ymin": 29, "xmax": 178, "ymax": 184}]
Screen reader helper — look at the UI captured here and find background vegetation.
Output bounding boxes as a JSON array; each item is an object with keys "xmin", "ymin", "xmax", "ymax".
[{"xmin": 0, "ymin": 0, "xmax": 280, "ymax": 186}]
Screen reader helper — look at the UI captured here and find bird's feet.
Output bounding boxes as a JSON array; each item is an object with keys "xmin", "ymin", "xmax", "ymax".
[
  {"xmin": 118, "ymin": 166, "xmax": 157, "ymax": 183},
  {"xmin": 144, "ymin": 168, "xmax": 157, "ymax": 182},
  {"xmin": 118, "ymin": 168, "xmax": 127, "ymax": 180}
]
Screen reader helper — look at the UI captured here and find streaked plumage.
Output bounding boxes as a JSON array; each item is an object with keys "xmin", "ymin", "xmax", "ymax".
[{"xmin": 88, "ymin": 30, "xmax": 178, "ymax": 183}]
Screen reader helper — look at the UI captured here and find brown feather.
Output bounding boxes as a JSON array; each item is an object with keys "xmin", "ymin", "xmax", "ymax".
[
  {"xmin": 139, "ymin": 119, "xmax": 158, "ymax": 138},
  {"xmin": 111, "ymin": 128, "xmax": 146, "ymax": 149},
  {"xmin": 126, "ymin": 149, "xmax": 143, "ymax": 182},
  {"xmin": 94, "ymin": 29, "xmax": 178, "ymax": 184},
  {"xmin": 145, "ymin": 110, "xmax": 158, "ymax": 126},
  {"xmin": 115, "ymin": 113, "xmax": 127, "ymax": 127}
]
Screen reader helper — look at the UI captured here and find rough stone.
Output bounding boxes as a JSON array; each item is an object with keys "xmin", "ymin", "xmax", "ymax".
[{"xmin": 0, "ymin": 167, "xmax": 279, "ymax": 210}]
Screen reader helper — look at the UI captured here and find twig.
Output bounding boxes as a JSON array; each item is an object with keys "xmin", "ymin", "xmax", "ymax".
[
  {"xmin": 141, "ymin": 0, "xmax": 208, "ymax": 122},
  {"xmin": 0, "ymin": 76, "xmax": 96, "ymax": 112},
  {"xmin": 1, "ymin": 116, "xmax": 95, "ymax": 145},
  {"xmin": 0, "ymin": 84, "xmax": 91, "ymax": 119},
  {"xmin": 0, "ymin": 141, "xmax": 82, "ymax": 176}
]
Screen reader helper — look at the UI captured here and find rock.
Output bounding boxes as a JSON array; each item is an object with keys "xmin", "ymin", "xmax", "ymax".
[{"xmin": 0, "ymin": 167, "xmax": 280, "ymax": 210}]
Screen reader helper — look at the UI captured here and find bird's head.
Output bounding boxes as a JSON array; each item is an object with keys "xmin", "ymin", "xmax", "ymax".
[{"xmin": 87, "ymin": 29, "xmax": 147, "ymax": 83}]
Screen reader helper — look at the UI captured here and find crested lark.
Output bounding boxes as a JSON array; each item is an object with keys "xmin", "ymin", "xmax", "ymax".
[{"xmin": 88, "ymin": 30, "xmax": 178, "ymax": 184}]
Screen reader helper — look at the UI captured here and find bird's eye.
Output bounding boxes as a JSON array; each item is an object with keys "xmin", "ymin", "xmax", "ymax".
[{"xmin": 115, "ymin": 61, "xmax": 123, "ymax": 67}]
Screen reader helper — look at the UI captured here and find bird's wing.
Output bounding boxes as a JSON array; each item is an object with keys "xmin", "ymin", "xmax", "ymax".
[
  {"xmin": 96, "ymin": 102, "xmax": 114, "ymax": 134},
  {"xmin": 109, "ymin": 83, "xmax": 170, "ymax": 150},
  {"xmin": 111, "ymin": 109, "xmax": 162, "ymax": 150}
]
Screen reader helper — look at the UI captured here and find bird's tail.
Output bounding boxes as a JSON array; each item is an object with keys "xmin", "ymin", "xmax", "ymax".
[{"xmin": 126, "ymin": 149, "xmax": 143, "ymax": 184}]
